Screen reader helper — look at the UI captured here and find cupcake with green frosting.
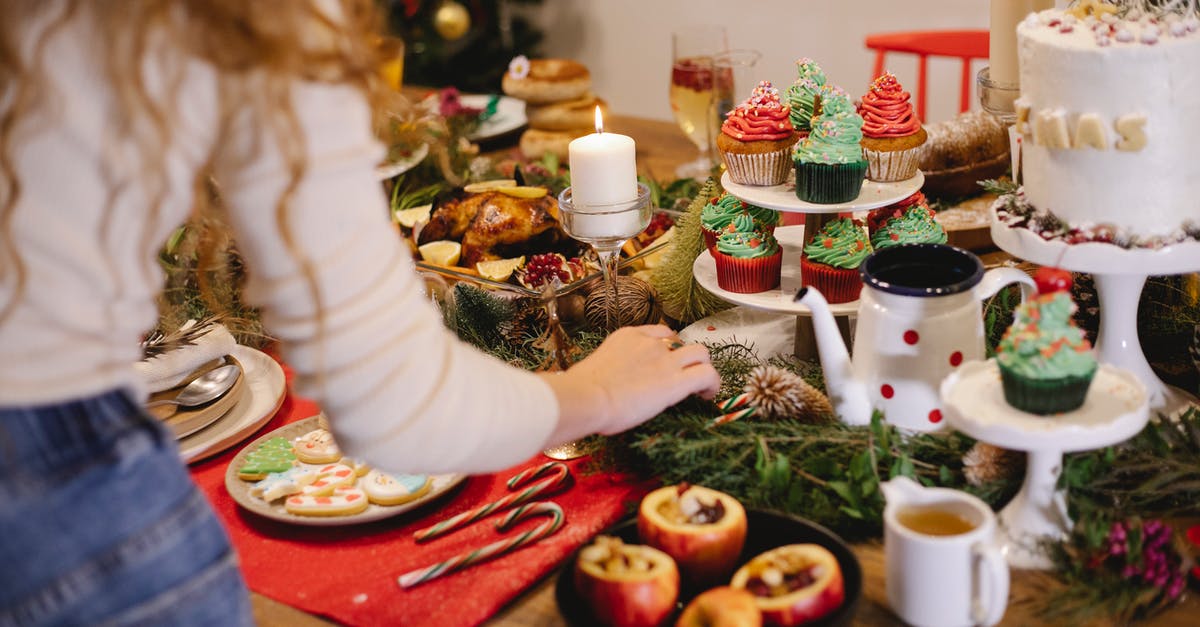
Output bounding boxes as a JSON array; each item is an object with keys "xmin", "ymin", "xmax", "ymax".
[
  {"xmin": 870, "ymin": 205, "xmax": 947, "ymax": 250},
  {"xmin": 792, "ymin": 90, "xmax": 868, "ymax": 203},
  {"xmin": 996, "ymin": 280, "xmax": 1097, "ymax": 415},
  {"xmin": 785, "ymin": 57, "xmax": 827, "ymax": 136},
  {"xmin": 800, "ymin": 217, "xmax": 871, "ymax": 303},
  {"xmin": 712, "ymin": 230, "xmax": 782, "ymax": 293},
  {"xmin": 701, "ymin": 193, "xmax": 780, "ymax": 250}
]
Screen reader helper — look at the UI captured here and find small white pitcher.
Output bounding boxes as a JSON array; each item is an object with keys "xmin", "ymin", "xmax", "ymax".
[{"xmin": 882, "ymin": 476, "xmax": 1009, "ymax": 627}]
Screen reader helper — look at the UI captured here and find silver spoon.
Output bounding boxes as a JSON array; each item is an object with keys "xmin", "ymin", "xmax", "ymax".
[{"xmin": 145, "ymin": 364, "xmax": 241, "ymax": 408}]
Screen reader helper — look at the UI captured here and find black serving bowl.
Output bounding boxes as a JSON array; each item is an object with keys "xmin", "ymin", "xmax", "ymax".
[{"xmin": 555, "ymin": 509, "xmax": 862, "ymax": 626}]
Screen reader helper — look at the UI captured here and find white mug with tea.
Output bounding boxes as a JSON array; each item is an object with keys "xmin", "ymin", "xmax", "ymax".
[{"xmin": 881, "ymin": 476, "xmax": 1009, "ymax": 627}]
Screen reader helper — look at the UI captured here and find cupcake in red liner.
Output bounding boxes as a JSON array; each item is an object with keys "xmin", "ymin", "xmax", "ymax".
[
  {"xmin": 713, "ymin": 230, "xmax": 782, "ymax": 294},
  {"xmin": 792, "ymin": 89, "xmax": 868, "ymax": 204},
  {"xmin": 870, "ymin": 204, "xmax": 946, "ymax": 250},
  {"xmin": 866, "ymin": 191, "xmax": 929, "ymax": 235},
  {"xmin": 716, "ymin": 81, "xmax": 797, "ymax": 186},
  {"xmin": 701, "ymin": 193, "xmax": 781, "ymax": 251},
  {"xmin": 800, "ymin": 217, "xmax": 871, "ymax": 303},
  {"xmin": 996, "ymin": 268, "xmax": 1097, "ymax": 415},
  {"xmin": 858, "ymin": 72, "xmax": 927, "ymax": 182}
]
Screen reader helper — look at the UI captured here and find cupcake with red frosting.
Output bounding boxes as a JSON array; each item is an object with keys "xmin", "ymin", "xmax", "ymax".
[
  {"xmin": 858, "ymin": 72, "xmax": 927, "ymax": 182},
  {"xmin": 716, "ymin": 81, "xmax": 798, "ymax": 186}
]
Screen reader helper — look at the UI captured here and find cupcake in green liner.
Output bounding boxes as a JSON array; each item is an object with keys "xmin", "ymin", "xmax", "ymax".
[
  {"xmin": 792, "ymin": 90, "xmax": 868, "ymax": 203},
  {"xmin": 785, "ymin": 57, "xmax": 827, "ymax": 136},
  {"xmin": 800, "ymin": 217, "xmax": 871, "ymax": 303},
  {"xmin": 870, "ymin": 205, "xmax": 946, "ymax": 250},
  {"xmin": 712, "ymin": 230, "xmax": 782, "ymax": 294},
  {"xmin": 996, "ymin": 281, "xmax": 1097, "ymax": 415},
  {"xmin": 701, "ymin": 193, "xmax": 780, "ymax": 250}
]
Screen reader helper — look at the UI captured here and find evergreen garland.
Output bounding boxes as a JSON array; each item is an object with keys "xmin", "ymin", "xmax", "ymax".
[{"xmin": 649, "ymin": 178, "xmax": 732, "ymax": 325}]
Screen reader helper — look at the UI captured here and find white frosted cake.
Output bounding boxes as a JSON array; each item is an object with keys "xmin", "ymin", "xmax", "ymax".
[{"xmin": 1009, "ymin": 4, "xmax": 1200, "ymax": 245}]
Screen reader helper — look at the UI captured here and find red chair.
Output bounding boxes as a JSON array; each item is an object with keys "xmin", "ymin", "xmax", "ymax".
[{"xmin": 864, "ymin": 30, "xmax": 989, "ymax": 122}]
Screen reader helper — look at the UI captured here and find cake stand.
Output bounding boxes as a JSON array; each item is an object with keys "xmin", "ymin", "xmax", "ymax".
[
  {"xmin": 991, "ymin": 217, "xmax": 1200, "ymax": 414},
  {"xmin": 941, "ymin": 360, "xmax": 1149, "ymax": 569},
  {"xmin": 714, "ymin": 171, "xmax": 924, "ymax": 358}
]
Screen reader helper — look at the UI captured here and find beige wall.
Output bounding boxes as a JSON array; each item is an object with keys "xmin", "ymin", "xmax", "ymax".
[{"xmin": 523, "ymin": 0, "xmax": 1006, "ymax": 126}]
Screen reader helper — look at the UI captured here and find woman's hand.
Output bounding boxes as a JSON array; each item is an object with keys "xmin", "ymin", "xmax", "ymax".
[{"xmin": 539, "ymin": 325, "xmax": 720, "ymax": 445}]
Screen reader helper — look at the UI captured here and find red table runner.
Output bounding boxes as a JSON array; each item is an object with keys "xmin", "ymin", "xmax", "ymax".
[{"xmin": 188, "ymin": 367, "xmax": 654, "ymax": 626}]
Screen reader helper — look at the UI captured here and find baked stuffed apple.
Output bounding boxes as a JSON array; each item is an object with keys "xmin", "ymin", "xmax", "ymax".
[
  {"xmin": 638, "ymin": 484, "xmax": 748, "ymax": 587},
  {"xmin": 730, "ymin": 544, "xmax": 844, "ymax": 626},
  {"xmin": 573, "ymin": 535, "xmax": 679, "ymax": 627}
]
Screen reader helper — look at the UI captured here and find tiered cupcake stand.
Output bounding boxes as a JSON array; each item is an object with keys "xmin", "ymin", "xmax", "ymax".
[
  {"xmin": 990, "ymin": 219, "xmax": 1200, "ymax": 414},
  {"xmin": 687, "ymin": 171, "xmax": 923, "ymax": 358},
  {"xmin": 941, "ymin": 360, "xmax": 1149, "ymax": 569}
]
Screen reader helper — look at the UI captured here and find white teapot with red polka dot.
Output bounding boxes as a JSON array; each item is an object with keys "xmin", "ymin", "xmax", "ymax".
[{"xmin": 796, "ymin": 244, "xmax": 1034, "ymax": 432}]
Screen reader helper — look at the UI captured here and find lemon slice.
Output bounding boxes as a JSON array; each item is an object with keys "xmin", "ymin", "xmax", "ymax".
[
  {"xmin": 393, "ymin": 203, "xmax": 432, "ymax": 229},
  {"xmin": 417, "ymin": 240, "xmax": 462, "ymax": 267},
  {"xmin": 640, "ymin": 226, "xmax": 676, "ymax": 269},
  {"xmin": 475, "ymin": 256, "xmax": 525, "ymax": 282},
  {"xmin": 463, "ymin": 179, "xmax": 518, "ymax": 193},
  {"xmin": 496, "ymin": 186, "xmax": 548, "ymax": 199}
]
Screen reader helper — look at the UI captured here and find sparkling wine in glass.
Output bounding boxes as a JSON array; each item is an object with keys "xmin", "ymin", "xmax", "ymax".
[{"xmin": 669, "ymin": 26, "xmax": 728, "ymax": 179}]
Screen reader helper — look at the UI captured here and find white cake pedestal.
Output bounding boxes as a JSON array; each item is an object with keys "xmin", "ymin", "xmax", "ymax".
[
  {"xmin": 712, "ymin": 171, "xmax": 923, "ymax": 358},
  {"xmin": 991, "ymin": 217, "xmax": 1200, "ymax": 414},
  {"xmin": 941, "ymin": 360, "xmax": 1149, "ymax": 569}
]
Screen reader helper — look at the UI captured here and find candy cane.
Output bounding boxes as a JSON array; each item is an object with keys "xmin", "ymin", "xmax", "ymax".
[
  {"xmin": 413, "ymin": 461, "xmax": 570, "ymax": 542},
  {"xmin": 398, "ymin": 501, "xmax": 565, "ymax": 589},
  {"xmin": 711, "ymin": 392, "xmax": 757, "ymax": 426}
]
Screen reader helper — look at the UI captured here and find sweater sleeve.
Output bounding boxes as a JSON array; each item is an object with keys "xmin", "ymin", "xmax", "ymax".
[{"xmin": 212, "ymin": 80, "xmax": 559, "ymax": 475}]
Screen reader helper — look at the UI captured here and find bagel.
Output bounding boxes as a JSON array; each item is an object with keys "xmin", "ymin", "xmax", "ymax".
[
  {"xmin": 526, "ymin": 94, "xmax": 608, "ymax": 131},
  {"xmin": 518, "ymin": 127, "xmax": 591, "ymax": 161},
  {"xmin": 502, "ymin": 58, "xmax": 591, "ymax": 104}
]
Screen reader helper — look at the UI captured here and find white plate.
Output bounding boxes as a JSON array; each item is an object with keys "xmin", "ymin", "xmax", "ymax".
[
  {"xmin": 679, "ymin": 307, "xmax": 799, "ymax": 359},
  {"xmin": 376, "ymin": 142, "xmax": 430, "ymax": 181},
  {"xmin": 463, "ymin": 94, "xmax": 527, "ymax": 141},
  {"xmin": 224, "ymin": 416, "xmax": 466, "ymax": 527},
  {"xmin": 692, "ymin": 225, "xmax": 861, "ymax": 316},
  {"xmin": 179, "ymin": 346, "xmax": 286, "ymax": 464},
  {"xmin": 721, "ymin": 170, "xmax": 923, "ymax": 214}
]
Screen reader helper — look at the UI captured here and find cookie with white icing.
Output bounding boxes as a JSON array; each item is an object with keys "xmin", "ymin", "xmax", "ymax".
[
  {"xmin": 361, "ymin": 470, "xmax": 433, "ymax": 506},
  {"xmin": 285, "ymin": 485, "xmax": 370, "ymax": 517},
  {"xmin": 250, "ymin": 466, "xmax": 321, "ymax": 502},
  {"xmin": 293, "ymin": 428, "xmax": 342, "ymax": 465},
  {"xmin": 301, "ymin": 463, "xmax": 358, "ymax": 497}
]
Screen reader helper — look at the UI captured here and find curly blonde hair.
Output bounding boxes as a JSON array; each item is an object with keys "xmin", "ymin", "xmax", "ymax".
[{"xmin": 0, "ymin": 0, "xmax": 396, "ymax": 325}]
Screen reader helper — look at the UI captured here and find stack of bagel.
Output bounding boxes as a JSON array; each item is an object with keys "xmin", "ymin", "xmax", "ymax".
[{"xmin": 502, "ymin": 58, "xmax": 609, "ymax": 161}]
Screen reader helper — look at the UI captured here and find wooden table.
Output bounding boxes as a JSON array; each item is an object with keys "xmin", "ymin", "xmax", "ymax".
[{"xmin": 250, "ymin": 114, "xmax": 1200, "ymax": 626}]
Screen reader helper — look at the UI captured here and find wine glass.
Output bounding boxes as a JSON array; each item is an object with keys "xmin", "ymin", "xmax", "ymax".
[
  {"xmin": 709, "ymin": 48, "xmax": 762, "ymax": 156},
  {"xmin": 669, "ymin": 26, "xmax": 728, "ymax": 179},
  {"xmin": 557, "ymin": 184, "xmax": 653, "ymax": 332}
]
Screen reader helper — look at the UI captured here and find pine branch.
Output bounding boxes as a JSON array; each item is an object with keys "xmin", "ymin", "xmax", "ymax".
[{"xmin": 650, "ymin": 178, "xmax": 732, "ymax": 324}]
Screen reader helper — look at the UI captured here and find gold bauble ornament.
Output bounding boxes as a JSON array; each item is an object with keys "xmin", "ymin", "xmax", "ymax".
[{"xmin": 434, "ymin": 1, "xmax": 471, "ymax": 41}]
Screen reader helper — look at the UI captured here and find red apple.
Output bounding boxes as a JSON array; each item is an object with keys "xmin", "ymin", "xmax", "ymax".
[
  {"xmin": 676, "ymin": 586, "xmax": 762, "ymax": 627},
  {"xmin": 574, "ymin": 536, "xmax": 680, "ymax": 627},
  {"xmin": 730, "ymin": 544, "xmax": 844, "ymax": 627},
  {"xmin": 638, "ymin": 484, "xmax": 748, "ymax": 588}
]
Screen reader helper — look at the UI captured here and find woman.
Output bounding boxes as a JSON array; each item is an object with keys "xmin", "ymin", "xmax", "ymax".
[{"xmin": 0, "ymin": 1, "xmax": 720, "ymax": 624}]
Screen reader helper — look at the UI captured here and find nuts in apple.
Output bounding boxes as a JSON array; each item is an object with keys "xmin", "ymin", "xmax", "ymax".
[
  {"xmin": 730, "ymin": 544, "xmax": 844, "ymax": 627},
  {"xmin": 638, "ymin": 484, "xmax": 748, "ymax": 588},
  {"xmin": 574, "ymin": 535, "xmax": 680, "ymax": 627},
  {"xmin": 675, "ymin": 586, "xmax": 762, "ymax": 627}
]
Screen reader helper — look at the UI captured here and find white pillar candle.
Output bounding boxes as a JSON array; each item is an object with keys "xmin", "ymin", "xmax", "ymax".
[
  {"xmin": 989, "ymin": 0, "xmax": 1026, "ymax": 86},
  {"xmin": 568, "ymin": 107, "xmax": 638, "ymax": 209}
]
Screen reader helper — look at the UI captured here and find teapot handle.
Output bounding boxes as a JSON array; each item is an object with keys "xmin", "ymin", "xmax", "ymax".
[{"xmin": 974, "ymin": 267, "xmax": 1035, "ymax": 303}]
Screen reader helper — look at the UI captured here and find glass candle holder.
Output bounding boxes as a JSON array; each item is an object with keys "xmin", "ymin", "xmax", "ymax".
[
  {"xmin": 977, "ymin": 66, "xmax": 1019, "ymax": 125},
  {"xmin": 557, "ymin": 183, "xmax": 653, "ymax": 331}
]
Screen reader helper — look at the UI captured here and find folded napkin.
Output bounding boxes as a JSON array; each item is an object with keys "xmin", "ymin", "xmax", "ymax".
[{"xmin": 135, "ymin": 320, "xmax": 238, "ymax": 393}]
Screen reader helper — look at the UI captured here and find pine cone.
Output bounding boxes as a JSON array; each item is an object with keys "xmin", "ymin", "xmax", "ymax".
[
  {"xmin": 1071, "ymin": 273, "xmax": 1100, "ymax": 345},
  {"xmin": 583, "ymin": 276, "xmax": 663, "ymax": 330},
  {"xmin": 963, "ymin": 442, "xmax": 1023, "ymax": 486},
  {"xmin": 499, "ymin": 300, "xmax": 548, "ymax": 344},
  {"xmin": 743, "ymin": 365, "xmax": 833, "ymax": 424}
]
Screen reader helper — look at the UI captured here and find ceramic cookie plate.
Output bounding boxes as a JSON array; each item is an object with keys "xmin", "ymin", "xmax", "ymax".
[{"xmin": 224, "ymin": 416, "xmax": 466, "ymax": 527}]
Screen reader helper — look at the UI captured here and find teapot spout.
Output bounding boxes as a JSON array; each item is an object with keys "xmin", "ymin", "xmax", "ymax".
[{"xmin": 794, "ymin": 287, "xmax": 872, "ymax": 426}]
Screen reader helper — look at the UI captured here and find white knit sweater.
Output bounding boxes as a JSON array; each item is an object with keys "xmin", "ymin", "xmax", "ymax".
[{"xmin": 0, "ymin": 3, "xmax": 558, "ymax": 475}]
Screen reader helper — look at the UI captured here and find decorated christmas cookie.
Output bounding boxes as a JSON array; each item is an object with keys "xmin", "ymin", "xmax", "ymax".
[
  {"xmin": 237, "ymin": 437, "xmax": 297, "ymax": 481},
  {"xmin": 293, "ymin": 428, "xmax": 342, "ymax": 464},
  {"xmin": 301, "ymin": 463, "xmax": 358, "ymax": 497},
  {"xmin": 361, "ymin": 470, "xmax": 433, "ymax": 506},
  {"xmin": 285, "ymin": 485, "xmax": 370, "ymax": 517},
  {"xmin": 250, "ymin": 466, "xmax": 322, "ymax": 502}
]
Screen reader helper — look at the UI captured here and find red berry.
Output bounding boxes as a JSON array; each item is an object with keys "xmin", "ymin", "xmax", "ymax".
[{"xmin": 1034, "ymin": 266, "xmax": 1073, "ymax": 294}]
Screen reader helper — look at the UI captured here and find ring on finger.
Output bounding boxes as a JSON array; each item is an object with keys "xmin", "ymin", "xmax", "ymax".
[{"xmin": 662, "ymin": 337, "xmax": 685, "ymax": 351}]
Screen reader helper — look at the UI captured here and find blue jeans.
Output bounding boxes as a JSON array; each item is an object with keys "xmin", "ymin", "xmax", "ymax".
[{"xmin": 0, "ymin": 390, "xmax": 253, "ymax": 627}]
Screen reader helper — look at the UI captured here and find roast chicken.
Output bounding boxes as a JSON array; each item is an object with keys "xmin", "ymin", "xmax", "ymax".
[{"xmin": 417, "ymin": 190, "xmax": 574, "ymax": 266}]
